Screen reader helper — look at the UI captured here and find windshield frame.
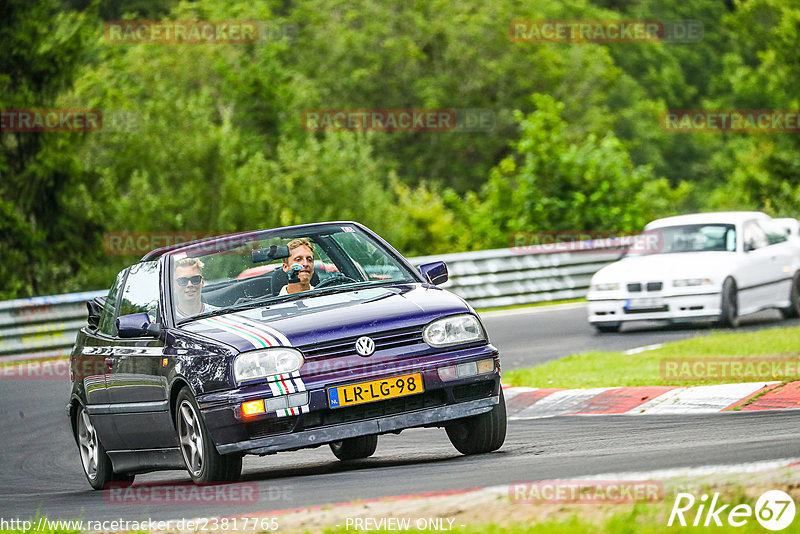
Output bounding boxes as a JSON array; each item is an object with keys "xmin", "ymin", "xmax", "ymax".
[{"xmin": 163, "ymin": 222, "xmax": 423, "ymax": 325}]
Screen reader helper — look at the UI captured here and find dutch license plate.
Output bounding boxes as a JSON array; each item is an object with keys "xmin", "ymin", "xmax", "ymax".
[
  {"xmin": 626, "ymin": 297, "xmax": 664, "ymax": 310},
  {"xmin": 327, "ymin": 373, "xmax": 423, "ymax": 409}
]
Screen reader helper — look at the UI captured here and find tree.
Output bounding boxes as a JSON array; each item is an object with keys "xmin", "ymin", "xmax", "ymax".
[
  {"xmin": 0, "ymin": 0, "xmax": 97, "ymax": 298},
  {"xmin": 458, "ymin": 94, "xmax": 688, "ymax": 249}
]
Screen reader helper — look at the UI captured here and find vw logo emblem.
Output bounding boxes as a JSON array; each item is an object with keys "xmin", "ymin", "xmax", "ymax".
[{"xmin": 355, "ymin": 336, "xmax": 375, "ymax": 357}]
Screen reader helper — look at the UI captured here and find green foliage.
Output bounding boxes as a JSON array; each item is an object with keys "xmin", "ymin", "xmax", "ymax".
[
  {"xmin": 0, "ymin": 0, "xmax": 98, "ymax": 299},
  {"xmin": 2, "ymin": 0, "xmax": 800, "ymax": 297},
  {"xmin": 459, "ymin": 94, "xmax": 688, "ymax": 249}
]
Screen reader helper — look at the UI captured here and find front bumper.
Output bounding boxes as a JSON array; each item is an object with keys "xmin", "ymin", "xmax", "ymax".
[
  {"xmin": 199, "ymin": 345, "xmax": 501, "ymax": 456},
  {"xmin": 588, "ymin": 290, "xmax": 722, "ymax": 323},
  {"xmin": 216, "ymin": 393, "xmax": 498, "ymax": 455}
]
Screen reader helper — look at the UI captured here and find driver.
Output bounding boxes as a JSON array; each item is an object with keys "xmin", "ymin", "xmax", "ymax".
[
  {"xmin": 173, "ymin": 257, "xmax": 218, "ymax": 319},
  {"xmin": 280, "ymin": 238, "xmax": 315, "ymax": 295}
]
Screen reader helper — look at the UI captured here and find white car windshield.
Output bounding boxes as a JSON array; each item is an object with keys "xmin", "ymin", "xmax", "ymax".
[
  {"xmin": 168, "ymin": 224, "xmax": 417, "ymax": 321},
  {"xmin": 629, "ymin": 224, "xmax": 737, "ymax": 256}
]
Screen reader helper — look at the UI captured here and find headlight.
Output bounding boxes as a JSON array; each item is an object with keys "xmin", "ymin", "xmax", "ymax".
[
  {"xmin": 673, "ymin": 278, "xmax": 712, "ymax": 287},
  {"xmin": 233, "ymin": 348, "xmax": 304, "ymax": 383},
  {"xmin": 590, "ymin": 282, "xmax": 620, "ymax": 291},
  {"xmin": 423, "ymin": 314, "xmax": 485, "ymax": 347}
]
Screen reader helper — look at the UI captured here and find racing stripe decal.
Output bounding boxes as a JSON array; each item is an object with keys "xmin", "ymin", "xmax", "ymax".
[
  {"xmin": 205, "ymin": 314, "xmax": 308, "ymax": 417},
  {"xmin": 211, "ymin": 315, "xmax": 274, "ymax": 348},
  {"xmin": 289, "ymin": 371, "xmax": 309, "ymax": 414},
  {"xmin": 198, "ymin": 317, "xmax": 262, "ymax": 350},
  {"xmin": 258, "ymin": 323, "xmax": 291, "ymax": 346},
  {"xmin": 267, "ymin": 379, "xmax": 292, "ymax": 418},
  {"xmin": 230, "ymin": 315, "xmax": 289, "ymax": 346},
  {"xmin": 225, "ymin": 315, "xmax": 282, "ymax": 347}
]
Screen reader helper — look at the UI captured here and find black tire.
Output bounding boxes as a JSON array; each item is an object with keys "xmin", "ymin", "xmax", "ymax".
[
  {"xmin": 717, "ymin": 277, "xmax": 739, "ymax": 328},
  {"xmin": 329, "ymin": 435, "xmax": 378, "ymax": 461},
  {"xmin": 75, "ymin": 404, "xmax": 135, "ymax": 490},
  {"xmin": 446, "ymin": 388, "xmax": 507, "ymax": 455},
  {"xmin": 779, "ymin": 272, "xmax": 800, "ymax": 319},
  {"xmin": 594, "ymin": 322, "xmax": 621, "ymax": 334},
  {"xmin": 176, "ymin": 387, "xmax": 242, "ymax": 484}
]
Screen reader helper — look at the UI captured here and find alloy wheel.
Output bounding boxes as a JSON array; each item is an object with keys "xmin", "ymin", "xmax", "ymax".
[
  {"xmin": 178, "ymin": 400, "xmax": 204, "ymax": 477},
  {"xmin": 77, "ymin": 409, "xmax": 99, "ymax": 479}
]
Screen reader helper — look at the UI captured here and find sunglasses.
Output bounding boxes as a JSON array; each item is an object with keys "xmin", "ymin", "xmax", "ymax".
[{"xmin": 175, "ymin": 275, "xmax": 203, "ymax": 286}]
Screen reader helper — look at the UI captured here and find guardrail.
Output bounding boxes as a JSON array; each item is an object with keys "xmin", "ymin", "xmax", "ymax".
[
  {"xmin": 0, "ymin": 243, "xmax": 623, "ymax": 361},
  {"xmin": 409, "ymin": 245, "xmax": 620, "ymax": 308},
  {"xmin": 0, "ymin": 290, "xmax": 105, "ymax": 362}
]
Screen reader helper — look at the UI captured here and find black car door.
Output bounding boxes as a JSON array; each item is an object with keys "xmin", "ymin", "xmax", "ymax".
[
  {"xmin": 106, "ymin": 260, "xmax": 177, "ymax": 449},
  {"xmin": 78, "ymin": 268, "xmax": 128, "ymax": 449}
]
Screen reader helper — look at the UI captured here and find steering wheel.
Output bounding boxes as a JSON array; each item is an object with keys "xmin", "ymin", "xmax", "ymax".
[{"xmin": 315, "ymin": 275, "xmax": 359, "ymax": 289}]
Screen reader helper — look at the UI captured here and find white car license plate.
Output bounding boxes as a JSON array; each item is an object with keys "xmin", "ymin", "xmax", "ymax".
[{"xmin": 626, "ymin": 298, "xmax": 664, "ymax": 310}]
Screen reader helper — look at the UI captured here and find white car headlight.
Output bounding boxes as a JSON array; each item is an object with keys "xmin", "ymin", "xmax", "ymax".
[
  {"xmin": 673, "ymin": 278, "xmax": 712, "ymax": 287},
  {"xmin": 423, "ymin": 314, "xmax": 485, "ymax": 347},
  {"xmin": 234, "ymin": 348, "xmax": 304, "ymax": 383},
  {"xmin": 590, "ymin": 282, "xmax": 620, "ymax": 291}
]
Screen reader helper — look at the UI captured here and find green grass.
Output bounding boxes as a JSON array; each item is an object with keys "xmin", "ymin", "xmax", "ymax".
[
  {"xmin": 504, "ymin": 325, "xmax": 800, "ymax": 388},
  {"xmin": 475, "ymin": 297, "xmax": 585, "ymax": 313}
]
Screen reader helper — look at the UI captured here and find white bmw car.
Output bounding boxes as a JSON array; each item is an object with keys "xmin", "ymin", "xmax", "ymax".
[{"xmin": 587, "ymin": 212, "xmax": 800, "ymax": 333}]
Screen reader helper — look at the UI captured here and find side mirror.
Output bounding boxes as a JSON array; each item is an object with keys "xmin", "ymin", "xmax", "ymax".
[
  {"xmin": 419, "ymin": 261, "xmax": 448, "ymax": 285},
  {"xmin": 744, "ymin": 241, "xmax": 756, "ymax": 252},
  {"xmin": 116, "ymin": 312, "xmax": 161, "ymax": 338}
]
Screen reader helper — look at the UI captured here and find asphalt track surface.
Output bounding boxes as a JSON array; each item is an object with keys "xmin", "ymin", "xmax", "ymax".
[{"xmin": 0, "ymin": 304, "xmax": 798, "ymax": 522}]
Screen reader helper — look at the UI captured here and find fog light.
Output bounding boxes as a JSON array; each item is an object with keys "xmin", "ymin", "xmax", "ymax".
[
  {"xmin": 439, "ymin": 359, "xmax": 497, "ymax": 382},
  {"xmin": 241, "ymin": 399, "xmax": 265, "ymax": 418},
  {"xmin": 264, "ymin": 396, "xmax": 288, "ymax": 412},
  {"xmin": 477, "ymin": 359, "xmax": 495, "ymax": 374},
  {"xmin": 457, "ymin": 362, "xmax": 478, "ymax": 378},
  {"xmin": 288, "ymin": 392, "xmax": 308, "ymax": 408},
  {"xmin": 438, "ymin": 366, "xmax": 458, "ymax": 381}
]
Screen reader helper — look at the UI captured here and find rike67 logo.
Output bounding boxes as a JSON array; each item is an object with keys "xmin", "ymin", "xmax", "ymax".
[{"xmin": 668, "ymin": 490, "xmax": 796, "ymax": 531}]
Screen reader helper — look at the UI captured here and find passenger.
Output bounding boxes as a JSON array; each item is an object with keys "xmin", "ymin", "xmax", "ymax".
[
  {"xmin": 280, "ymin": 238, "xmax": 315, "ymax": 295},
  {"xmin": 173, "ymin": 257, "xmax": 218, "ymax": 318}
]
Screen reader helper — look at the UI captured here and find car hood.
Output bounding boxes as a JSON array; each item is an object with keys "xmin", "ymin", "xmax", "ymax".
[
  {"xmin": 178, "ymin": 284, "xmax": 472, "ymax": 352},
  {"xmin": 591, "ymin": 252, "xmax": 738, "ymax": 284}
]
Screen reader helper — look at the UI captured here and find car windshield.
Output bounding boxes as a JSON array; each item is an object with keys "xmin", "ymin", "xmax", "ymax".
[
  {"xmin": 168, "ymin": 224, "xmax": 417, "ymax": 322},
  {"xmin": 628, "ymin": 223, "xmax": 737, "ymax": 256}
]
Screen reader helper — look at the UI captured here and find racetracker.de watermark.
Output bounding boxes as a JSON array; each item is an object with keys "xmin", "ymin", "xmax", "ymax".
[
  {"xmin": 104, "ymin": 481, "xmax": 274, "ymax": 505},
  {"xmin": 660, "ymin": 357, "xmax": 800, "ymax": 381},
  {"xmin": 509, "ymin": 20, "xmax": 703, "ymax": 43},
  {"xmin": 510, "ymin": 480, "xmax": 663, "ymax": 504},
  {"xmin": 509, "ymin": 230, "xmax": 664, "ymax": 255},
  {"xmin": 103, "ymin": 21, "xmax": 297, "ymax": 44},
  {"xmin": 103, "ymin": 231, "xmax": 263, "ymax": 255},
  {"xmin": 1, "ymin": 109, "xmax": 102, "ymax": 132},
  {"xmin": 0, "ymin": 359, "xmax": 114, "ymax": 381},
  {"xmin": 301, "ymin": 109, "xmax": 495, "ymax": 132},
  {"xmin": 662, "ymin": 110, "xmax": 800, "ymax": 133}
]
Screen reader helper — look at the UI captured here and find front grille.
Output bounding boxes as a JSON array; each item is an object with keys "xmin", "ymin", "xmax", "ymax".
[
  {"xmin": 298, "ymin": 327, "xmax": 424, "ymax": 360},
  {"xmin": 302, "ymin": 390, "xmax": 447, "ymax": 428},
  {"xmin": 245, "ymin": 416, "xmax": 297, "ymax": 439},
  {"xmin": 646, "ymin": 282, "xmax": 663, "ymax": 292},
  {"xmin": 627, "ymin": 283, "xmax": 642, "ymax": 292}
]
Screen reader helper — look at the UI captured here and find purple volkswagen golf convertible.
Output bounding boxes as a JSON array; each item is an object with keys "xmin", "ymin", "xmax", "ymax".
[{"xmin": 68, "ymin": 222, "xmax": 506, "ymax": 489}]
